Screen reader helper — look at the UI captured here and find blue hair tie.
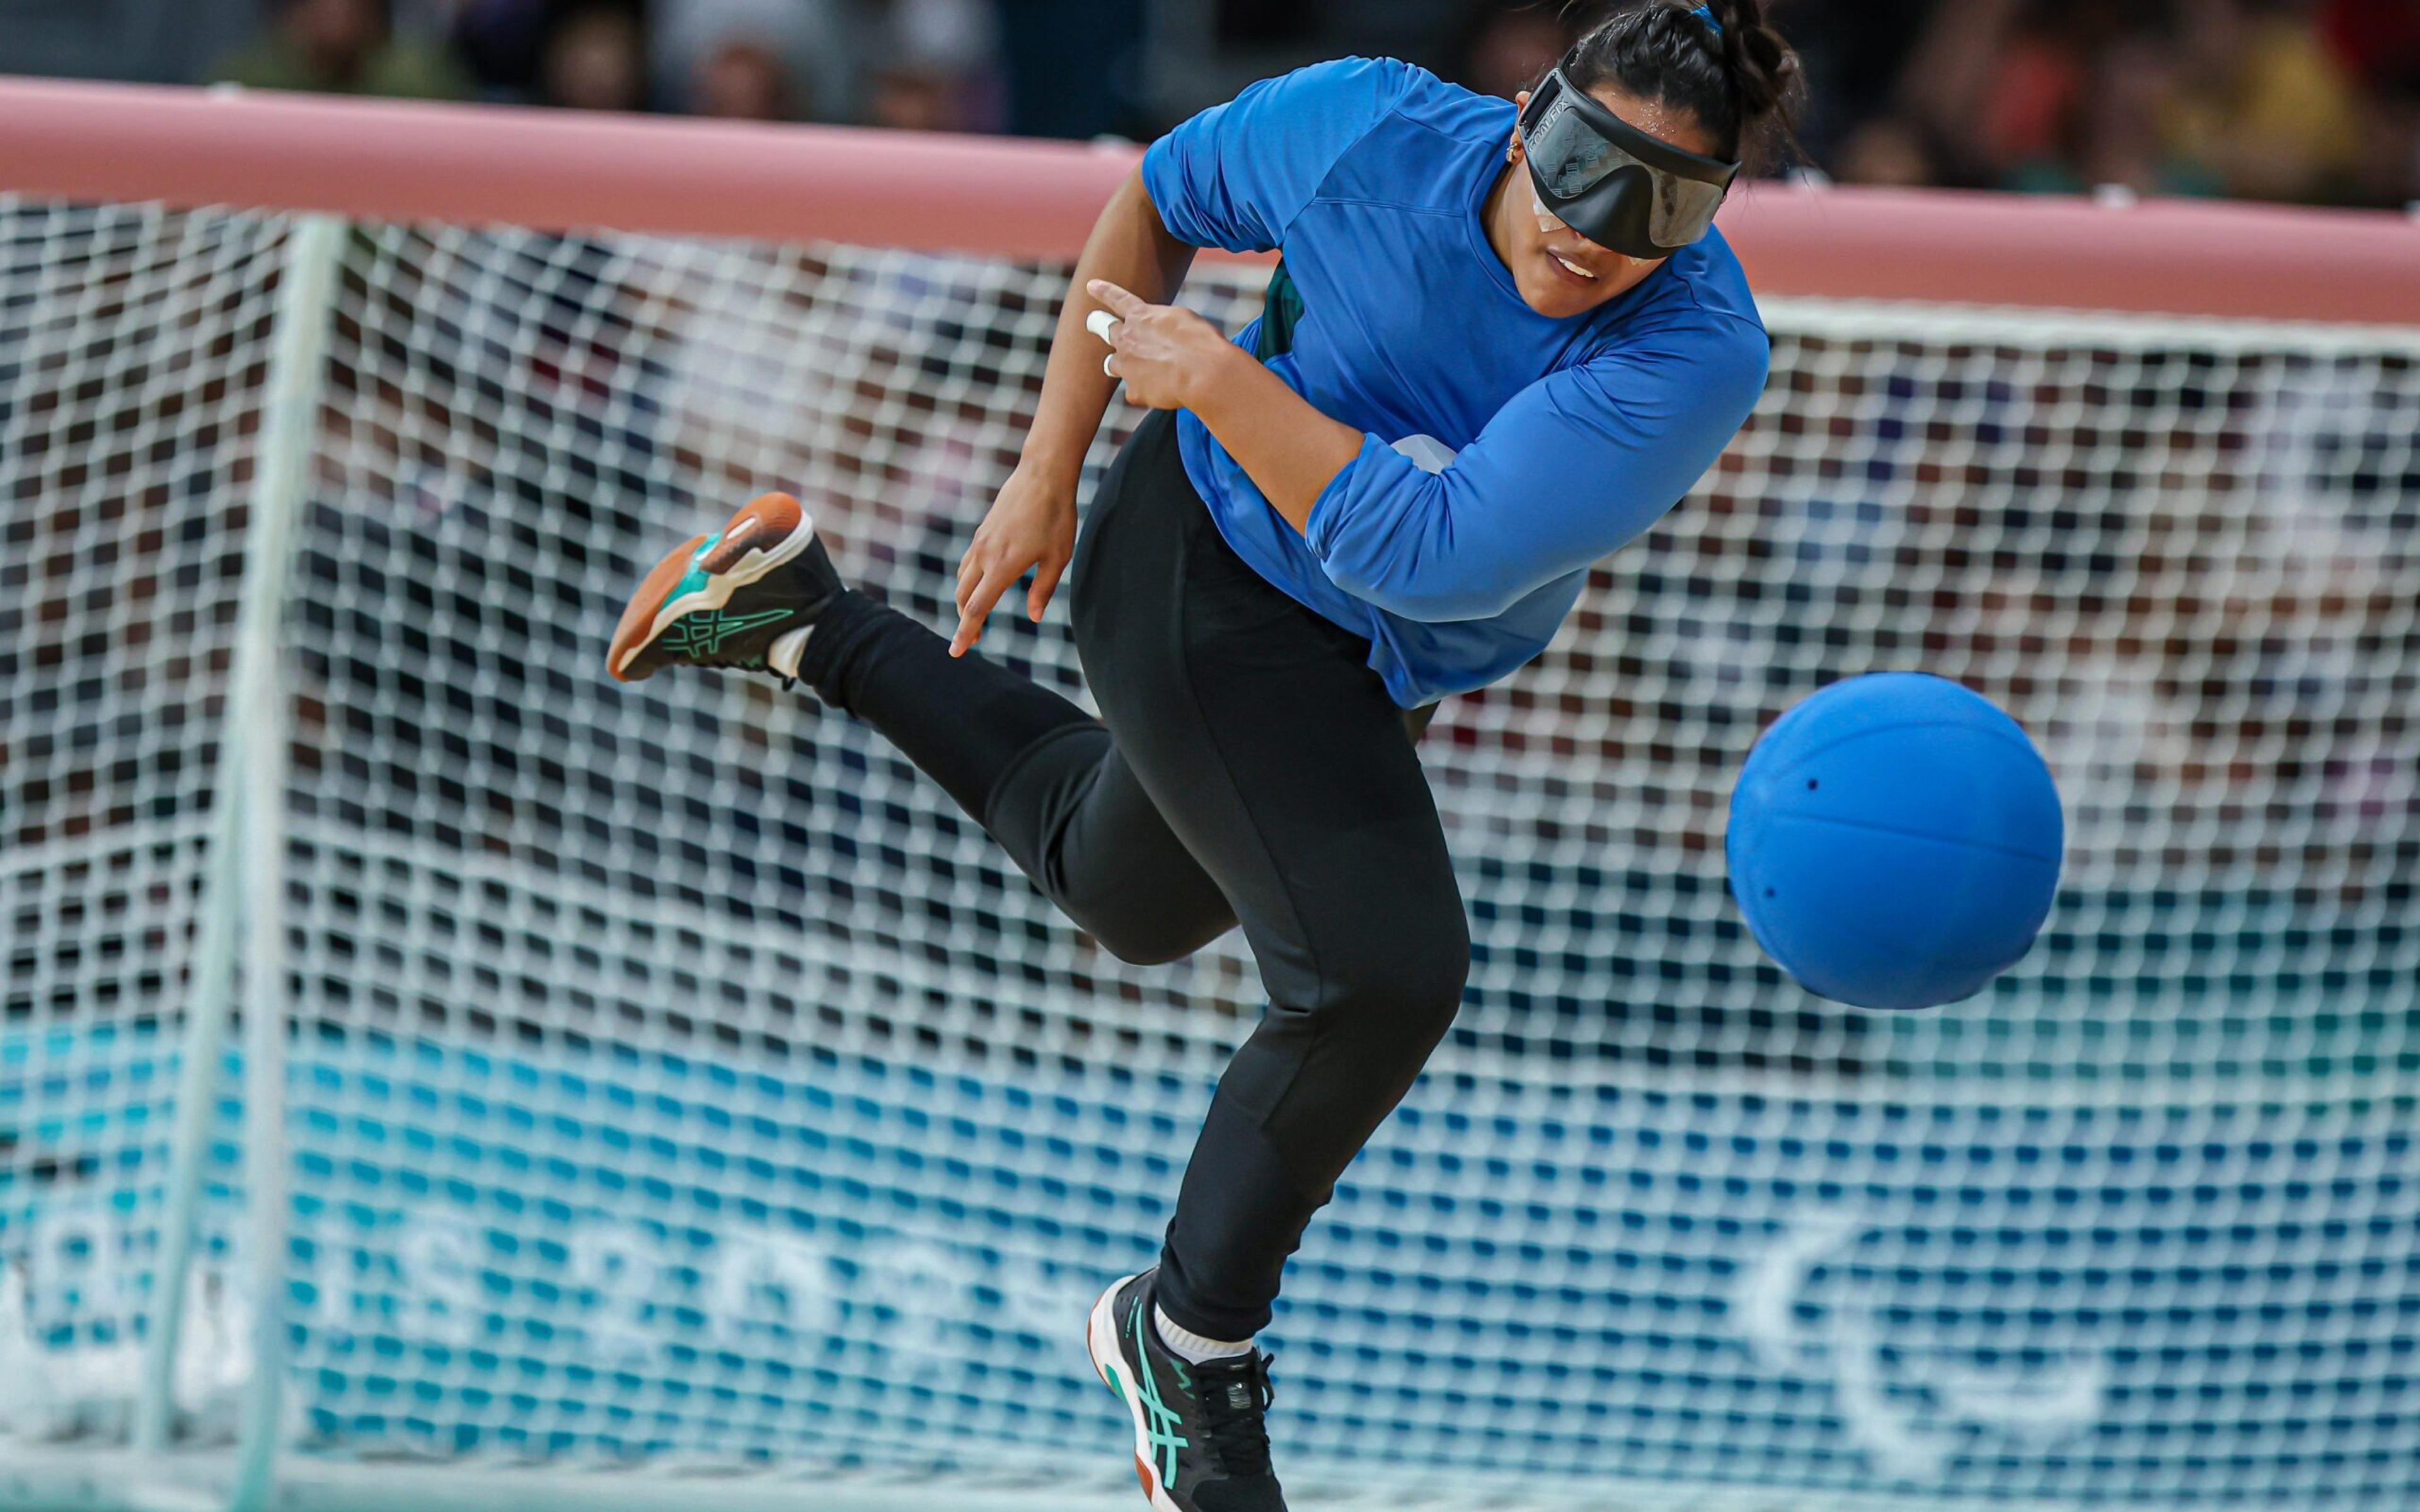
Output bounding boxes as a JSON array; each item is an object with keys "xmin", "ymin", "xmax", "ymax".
[{"xmin": 1690, "ymin": 3, "xmax": 1723, "ymax": 36}]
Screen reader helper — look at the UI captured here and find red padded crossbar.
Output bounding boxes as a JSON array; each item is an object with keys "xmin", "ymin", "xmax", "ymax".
[{"xmin": 3, "ymin": 76, "xmax": 2415, "ymax": 323}]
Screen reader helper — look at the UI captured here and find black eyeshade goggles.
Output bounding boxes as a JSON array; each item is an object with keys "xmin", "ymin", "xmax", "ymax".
[{"xmin": 1518, "ymin": 64, "xmax": 1741, "ymax": 260}]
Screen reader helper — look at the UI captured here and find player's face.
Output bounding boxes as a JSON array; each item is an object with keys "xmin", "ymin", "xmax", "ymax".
[{"xmin": 1497, "ymin": 87, "xmax": 1723, "ymax": 319}]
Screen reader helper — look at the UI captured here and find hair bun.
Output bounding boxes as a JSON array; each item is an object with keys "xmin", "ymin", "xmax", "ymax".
[
  {"xmin": 1560, "ymin": 0, "xmax": 1805, "ymax": 171},
  {"xmin": 1708, "ymin": 0, "xmax": 1806, "ymax": 126}
]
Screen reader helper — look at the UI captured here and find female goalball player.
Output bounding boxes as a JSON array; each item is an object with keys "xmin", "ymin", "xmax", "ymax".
[{"xmin": 608, "ymin": 3, "xmax": 1799, "ymax": 1506}]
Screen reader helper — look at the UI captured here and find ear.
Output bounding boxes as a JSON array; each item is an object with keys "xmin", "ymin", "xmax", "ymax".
[{"xmin": 1507, "ymin": 91, "xmax": 1533, "ymax": 162}]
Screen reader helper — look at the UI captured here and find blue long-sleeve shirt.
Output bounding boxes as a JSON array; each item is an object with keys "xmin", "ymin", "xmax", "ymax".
[{"xmin": 1139, "ymin": 57, "xmax": 1770, "ymax": 707}]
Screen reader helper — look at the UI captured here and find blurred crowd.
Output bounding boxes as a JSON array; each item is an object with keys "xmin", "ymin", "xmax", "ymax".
[
  {"xmin": 189, "ymin": 0, "xmax": 2420, "ymax": 209},
  {"xmin": 209, "ymin": 0, "xmax": 1138, "ymax": 137},
  {"xmin": 1787, "ymin": 0, "xmax": 2420, "ymax": 205},
  {"xmin": 1452, "ymin": 0, "xmax": 2420, "ymax": 207}
]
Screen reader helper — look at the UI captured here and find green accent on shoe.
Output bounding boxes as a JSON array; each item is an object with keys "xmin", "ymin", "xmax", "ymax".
[
  {"xmin": 1127, "ymin": 1295, "xmax": 1189, "ymax": 1488},
  {"xmin": 657, "ymin": 607, "xmax": 795, "ymax": 660},
  {"xmin": 664, "ymin": 532, "xmax": 720, "ymax": 608}
]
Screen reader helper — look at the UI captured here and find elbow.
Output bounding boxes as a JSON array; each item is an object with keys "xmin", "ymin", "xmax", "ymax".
[
  {"xmin": 1388, "ymin": 585, "xmax": 1520, "ymax": 622},
  {"xmin": 1312, "ymin": 474, "xmax": 1513, "ymax": 621},
  {"xmin": 1328, "ymin": 568, "xmax": 1514, "ymax": 623}
]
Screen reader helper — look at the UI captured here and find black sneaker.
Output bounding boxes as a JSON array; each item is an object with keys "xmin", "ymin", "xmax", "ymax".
[
  {"xmin": 1086, "ymin": 1271, "xmax": 1285, "ymax": 1512},
  {"xmin": 606, "ymin": 491, "xmax": 841, "ymax": 684}
]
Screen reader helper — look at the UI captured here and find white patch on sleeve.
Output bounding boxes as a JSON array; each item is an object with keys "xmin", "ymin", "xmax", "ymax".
[{"xmin": 1392, "ymin": 434, "xmax": 1458, "ymax": 474}]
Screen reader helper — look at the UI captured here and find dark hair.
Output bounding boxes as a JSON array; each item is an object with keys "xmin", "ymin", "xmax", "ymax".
[{"xmin": 1561, "ymin": 0, "xmax": 1805, "ymax": 171}]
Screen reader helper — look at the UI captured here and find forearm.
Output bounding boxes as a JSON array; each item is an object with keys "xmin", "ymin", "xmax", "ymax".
[
  {"xmin": 1023, "ymin": 169, "xmax": 1197, "ymax": 488},
  {"xmin": 1183, "ymin": 346, "xmax": 1363, "ymax": 534}
]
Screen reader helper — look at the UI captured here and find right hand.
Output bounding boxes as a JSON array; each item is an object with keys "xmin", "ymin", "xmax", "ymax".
[{"xmin": 952, "ymin": 461, "xmax": 1078, "ymax": 656}]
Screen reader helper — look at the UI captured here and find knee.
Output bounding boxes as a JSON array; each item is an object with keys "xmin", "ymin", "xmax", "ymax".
[
  {"xmin": 1059, "ymin": 886, "xmax": 1230, "ymax": 968},
  {"xmin": 1083, "ymin": 915, "xmax": 1224, "ymax": 968},
  {"xmin": 1320, "ymin": 908, "xmax": 1471, "ymax": 1050}
]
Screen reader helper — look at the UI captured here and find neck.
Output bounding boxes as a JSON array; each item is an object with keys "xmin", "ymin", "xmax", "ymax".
[{"xmin": 1482, "ymin": 160, "xmax": 1523, "ymax": 275}]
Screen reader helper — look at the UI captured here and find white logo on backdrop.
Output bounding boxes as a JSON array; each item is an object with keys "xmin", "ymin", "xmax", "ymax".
[
  {"xmin": 1734, "ymin": 1212, "xmax": 2107, "ymax": 1477},
  {"xmin": 0, "ymin": 1200, "xmax": 253, "ymax": 1441},
  {"xmin": 0, "ymin": 1199, "xmax": 1075, "ymax": 1449}
]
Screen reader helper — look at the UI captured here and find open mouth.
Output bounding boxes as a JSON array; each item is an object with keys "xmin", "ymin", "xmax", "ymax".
[{"xmin": 1547, "ymin": 250, "xmax": 1600, "ymax": 283}]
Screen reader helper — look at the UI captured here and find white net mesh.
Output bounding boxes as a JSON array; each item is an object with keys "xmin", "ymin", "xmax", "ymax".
[
  {"xmin": 0, "ymin": 200, "xmax": 281, "ymax": 1444},
  {"xmin": 2, "ymin": 197, "xmax": 2417, "ymax": 1509}
]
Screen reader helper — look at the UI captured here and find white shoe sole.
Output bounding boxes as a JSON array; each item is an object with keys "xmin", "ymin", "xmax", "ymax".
[
  {"xmin": 1088, "ymin": 1275, "xmax": 1184, "ymax": 1512},
  {"xmin": 642, "ymin": 513, "xmax": 819, "ymax": 649},
  {"xmin": 606, "ymin": 498, "xmax": 821, "ymax": 682}
]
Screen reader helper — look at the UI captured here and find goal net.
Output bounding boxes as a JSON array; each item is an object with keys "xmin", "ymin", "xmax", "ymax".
[{"xmin": 4, "ymin": 93, "xmax": 2418, "ymax": 1512}]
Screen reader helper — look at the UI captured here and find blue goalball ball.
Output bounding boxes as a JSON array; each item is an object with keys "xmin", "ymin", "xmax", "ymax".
[{"xmin": 1726, "ymin": 673, "xmax": 2065, "ymax": 1011}]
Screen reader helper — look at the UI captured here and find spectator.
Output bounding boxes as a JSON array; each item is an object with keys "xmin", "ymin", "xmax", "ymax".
[
  {"xmin": 2164, "ymin": 0, "xmax": 2367, "ymax": 202},
  {"xmin": 654, "ymin": 0, "xmax": 856, "ymax": 122},
  {"xmin": 214, "ymin": 0, "xmax": 468, "ymax": 99},
  {"xmin": 865, "ymin": 67, "xmax": 965, "ymax": 131},
  {"xmin": 446, "ymin": 0, "xmax": 552, "ymax": 100},
  {"xmin": 2324, "ymin": 0, "xmax": 2420, "ymax": 95},
  {"xmin": 694, "ymin": 37, "xmax": 802, "ymax": 121},
  {"xmin": 1452, "ymin": 2, "xmax": 1574, "ymax": 100},
  {"xmin": 863, "ymin": 0, "xmax": 1005, "ymax": 131},
  {"xmin": 538, "ymin": 1, "xmax": 649, "ymax": 112},
  {"xmin": 1772, "ymin": 0, "xmax": 1936, "ymax": 164},
  {"xmin": 891, "ymin": 0, "xmax": 1001, "ymax": 76},
  {"xmin": 1905, "ymin": 0, "xmax": 2106, "ymax": 189},
  {"xmin": 1834, "ymin": 115, "xmax": 1940, "ymax": 187},
  {"xmin": 2078, "ymin": 33, "xmax": 2221, "ymax": 197},
  {"xmin": 1896, "ymin": 0, "xmax": 2210, "ymax": 195},
  {"xmin": 2324, "ymin": 0, "xmax": 2420, "ymax": 203}
]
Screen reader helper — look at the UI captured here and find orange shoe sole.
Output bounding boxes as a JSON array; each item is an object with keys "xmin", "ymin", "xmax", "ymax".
[{"xmin": 605, "ymin": 492, "xmax": 806, "ymax": 683}]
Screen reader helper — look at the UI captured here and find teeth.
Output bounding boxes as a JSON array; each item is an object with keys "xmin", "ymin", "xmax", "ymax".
[{"xmin": 1553, "ymin": 254, "xmax": 1598, "ymax": 280}]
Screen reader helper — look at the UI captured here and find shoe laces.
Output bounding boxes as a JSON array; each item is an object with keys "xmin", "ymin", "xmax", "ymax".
[{"xmin": 1192, "ymin": 1350, "xmax": 1276, "ymax": 1478}]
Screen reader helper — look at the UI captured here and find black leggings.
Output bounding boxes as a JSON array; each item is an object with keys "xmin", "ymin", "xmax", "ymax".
[{"xmin": 800, "ymin": 411, "xmax": 1468, "ymax": 1340}]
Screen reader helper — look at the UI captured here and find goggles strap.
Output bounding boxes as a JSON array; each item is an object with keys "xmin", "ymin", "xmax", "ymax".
[{"xmin": 1690, "ymin": 4, "xmax": 1722, "ymax": 37}]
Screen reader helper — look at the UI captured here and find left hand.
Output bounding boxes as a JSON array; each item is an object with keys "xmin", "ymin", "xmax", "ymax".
[{"xmin": 1087, "ymin": 278, "xmax": 1236, "ymax": 411}]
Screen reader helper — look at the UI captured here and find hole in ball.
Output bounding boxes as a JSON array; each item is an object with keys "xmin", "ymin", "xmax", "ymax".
[
  {"xmin": 1806, "ymin": 779, "xmax": 1819, "ymax": 791},
  {"xmin": 1764, "ymin": 888, "xmax": 1775, "ymax": 898}
]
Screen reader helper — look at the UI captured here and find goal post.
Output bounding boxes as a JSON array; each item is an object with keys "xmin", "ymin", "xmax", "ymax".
[{"xmin": 3, "ymin": 77, "xmax": 2417, "ymax": 1512}]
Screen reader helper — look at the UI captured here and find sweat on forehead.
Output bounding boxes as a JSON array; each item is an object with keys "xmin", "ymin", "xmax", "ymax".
[{"xmin": 1586, "ymin": 88, "xmax": 1718, "ymax": 157}]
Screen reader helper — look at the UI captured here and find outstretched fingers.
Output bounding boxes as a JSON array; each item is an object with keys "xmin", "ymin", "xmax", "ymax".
[
  {"xmin": 952, "ymin": 565, "xmax": 1016, "ymax": 656},
  {"xmin": 1087, "ymin": 279, "xmax": 1150, "ymax": 320},
  {"xmin": 1027, "ymin": 549, "xmax": 1070, "ymax": 622}
]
